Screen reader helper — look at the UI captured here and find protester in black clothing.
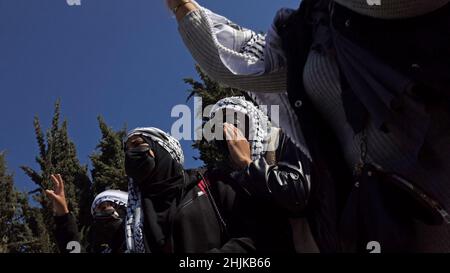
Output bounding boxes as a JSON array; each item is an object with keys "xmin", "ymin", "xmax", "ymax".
[
  {"xmin": 45, "ymin": 174, "xmax": 128, "ymax": 253},
  {"xmin": 124, "ymin": 127, "xmax": 259, "ymax": 253},
  {"xmin": 207, "ymin": 96, "xmax": 318, "ymax": 252}
]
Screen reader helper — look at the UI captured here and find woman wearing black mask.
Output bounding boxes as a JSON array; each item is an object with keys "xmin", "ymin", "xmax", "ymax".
[
  {"xmin": 207, "ymin": 97, "xmax": 316, "ymax": 253},
  {"xmin": 45, "ymin": 174, "xmax": 128, "ymax": 253},
  {"xmin": 124, "ymin": 127, "xmax": 256, "ymax": 253},
  {"xmin": 89, "ymin": 190, "xmax": 128, "ymax": 253}
]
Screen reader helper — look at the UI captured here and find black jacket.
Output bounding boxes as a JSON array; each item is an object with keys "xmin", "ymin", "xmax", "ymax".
[
  {"xmin": 169, "ymin": 169, "xmax": 252, "ymax": 253},
  {"xmin": 54, "ymin": 213, "xmax": 126, "ymax": 253},
  {"xmin": 234, "ymin": 130, "xmax": 311, "ymax": 216},
  {"xmin": 221, "ymin": 130, "xmax": 318, "ymax": 252},
  {"xmin": 169, "ymin": 169, "xmax": 295, "ymax": 253},
  {"xmin": 54, "ymin": 213, "xmax": 82, "ymax": 253}
]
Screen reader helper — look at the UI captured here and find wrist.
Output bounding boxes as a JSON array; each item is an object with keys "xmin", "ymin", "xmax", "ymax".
[
  {"xmin": 237, "ymin": 158, "xmax": 252, "ymax": 170},
  {"xmin": 244, "ymin": 158, "xmax": 253, "ymax": 167},
  {"xmin": 167, "ymin": 0, "xmax": 178, "ymax": 7},
  {"xmin": 55, "ymin": 206, "xmax": 69, "ymax": 217},
  {"xmin": 169, "ymin": 0, "xmax": 190, "ymax": 13},
  {"xmin": 169, "ymin": 0, "xmax": 197, "ymax": 21}
]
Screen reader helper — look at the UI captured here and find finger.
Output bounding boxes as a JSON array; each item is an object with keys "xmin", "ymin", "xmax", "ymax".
[
  {"xmin": 223, "ymin": 125, "xmax": 236, "ymax": 149},
  {"xmin": 57, "ymin": 174, "xmax": 65, "ymax": 190},
  {"xmin": 45, "ymin": 190, "xmax": 57, "ymax": 200},
  {"xmin": 231, "ymin": 126, "xmax": 243, "ymax": 140},
  {"xmin": 222, "ymin": 123, "xmax": 228, "ymax": 140},
  {"xmin": 234, "ymin": 127, "xmax": 246, "ymax": 141},
  {"xmin": 225, "ymin": 124, "xmax": 239, "ymax": 141},
  {"xmin": 50, "ymin": 174, "xmax": 60, "ymax": 190},
  {"xmin": 224, "ymin": 124, "xmax": 233, "ymax": 141}
]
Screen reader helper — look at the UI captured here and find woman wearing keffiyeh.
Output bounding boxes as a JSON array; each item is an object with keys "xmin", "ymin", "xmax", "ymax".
[
  {"xmin": 124, "ymin": 127, "xmax": 258, "ymax": 253},
  {"xmin": 45, "ymin": 174, "xmax": 128, "ymax": 253},
  {"xmin": 207, "ymin": 96, "xmax": 317, "ymax": 252}
]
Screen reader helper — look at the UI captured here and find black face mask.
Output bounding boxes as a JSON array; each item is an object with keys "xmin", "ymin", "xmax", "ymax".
[
  {"xmin": 91, "ymin": 215, "xmax": 124, "ymax": 253},
  {"xmin": 125, "ymin": 146, "xmax": 156, "ymax": 184}
]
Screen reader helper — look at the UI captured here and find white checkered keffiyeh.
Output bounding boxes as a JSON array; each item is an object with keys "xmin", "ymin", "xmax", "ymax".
[
  {"xmin": 209, "ymin": 96, "xmax": 272, "ymax": 160},
  {"xmin": 90, "ymin": 190, "xmax": 128, "ymax": 216},
  {"xmin": 124, "ymin": 127, "xmax": 184, "ymax": 253}
]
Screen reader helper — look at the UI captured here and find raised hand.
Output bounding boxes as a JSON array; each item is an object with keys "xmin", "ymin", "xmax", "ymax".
[
  {"xmin": 224, "ymin": 123, "xmax": 253, "ymax": 170},
  {"xmin": 45, "ymin": 174, "xmax": 69, "ymax": 217}
]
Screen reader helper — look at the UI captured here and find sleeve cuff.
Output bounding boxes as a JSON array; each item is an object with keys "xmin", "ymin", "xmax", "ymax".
[{"xmin": 54, "ymin": 213, "xmax": 72, "ymax": 225}]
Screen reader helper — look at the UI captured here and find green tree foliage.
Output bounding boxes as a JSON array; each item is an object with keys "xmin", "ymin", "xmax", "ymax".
[
  {"xmin": 21, "ymin": 100, "xmax": 92, "ymax": 252},
  {"xmin": 19, "ymin": 196, "xmax": 53, "ymax": 252},
  {"xmin": 0, "ymin": 152, "xmax": 37, "ymax": 253},
  {"xmin": 90, "ymin": 116, "xmax": 128, "ymax": 195}
]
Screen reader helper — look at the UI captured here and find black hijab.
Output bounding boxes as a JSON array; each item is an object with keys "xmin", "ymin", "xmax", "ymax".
[{"xmin": 125, "ymin": 136, "xmax": 185, "ymax": 252}]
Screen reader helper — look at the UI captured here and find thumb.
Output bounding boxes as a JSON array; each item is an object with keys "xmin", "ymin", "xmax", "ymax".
[{"xmin": 45, "ymin": 190, "xmax": 57, "ymax": 200}]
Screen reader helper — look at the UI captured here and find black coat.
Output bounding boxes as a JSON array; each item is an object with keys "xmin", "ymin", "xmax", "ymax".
[
  {"xmin": 168, "ymin": 169, "xmax": 295, "ymax": 253},
  {"xmin": 54, "ymin": 213, "xmax": 126, "ymax": 253}
]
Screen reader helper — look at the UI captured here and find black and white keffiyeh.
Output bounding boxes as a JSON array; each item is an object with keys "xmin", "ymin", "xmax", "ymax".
[
  {"xmin": 90, "ymin": 190, "xmax": 128, "ymax": 216},
  {"xmin": 124, "ymin": 127, "xmax": 184, "ymax": 253},
  {"xmin": 209, "ymin": 96, "xmax": 272, "ymax": 160},
  {"xmin": 126, "ymin": 127, "xmax": 184, "ymax": 165},
  {"xmin": 125, "ymin": 180, "xmax": 145, "ymax": 253}
]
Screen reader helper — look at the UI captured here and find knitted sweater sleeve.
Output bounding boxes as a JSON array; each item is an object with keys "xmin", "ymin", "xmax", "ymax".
[{"xmin": 178, "ymin": 1, "xmax": 289, "ymax": 93}]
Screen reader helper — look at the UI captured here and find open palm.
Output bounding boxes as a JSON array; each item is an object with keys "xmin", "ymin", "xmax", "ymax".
[{"xmin": 45, "ymin": 174, "xmax": 69, "ymax": 216}]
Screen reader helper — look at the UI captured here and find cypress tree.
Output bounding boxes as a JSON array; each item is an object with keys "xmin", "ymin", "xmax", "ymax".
[
  {"xmin": 0, "ymin": 152, "xmax": 36, "ymax": 253},
  {"xmin": 90, "ymin": 116, "xmax": 128, "ymax": 195},
  {"xmin": 21, "ymin": 100, "xmax": 92, "ymax": 252}
]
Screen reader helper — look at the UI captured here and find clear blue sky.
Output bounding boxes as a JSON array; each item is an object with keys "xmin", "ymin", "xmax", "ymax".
[{"xmin": 0, "ymin": 0, "xmax": 299, "ymax": 192}]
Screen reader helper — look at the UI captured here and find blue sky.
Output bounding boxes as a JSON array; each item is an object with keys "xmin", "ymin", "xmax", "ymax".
[{"xmin": 0, "ymin": 0, "xmax": 299, "ymax": 192}]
